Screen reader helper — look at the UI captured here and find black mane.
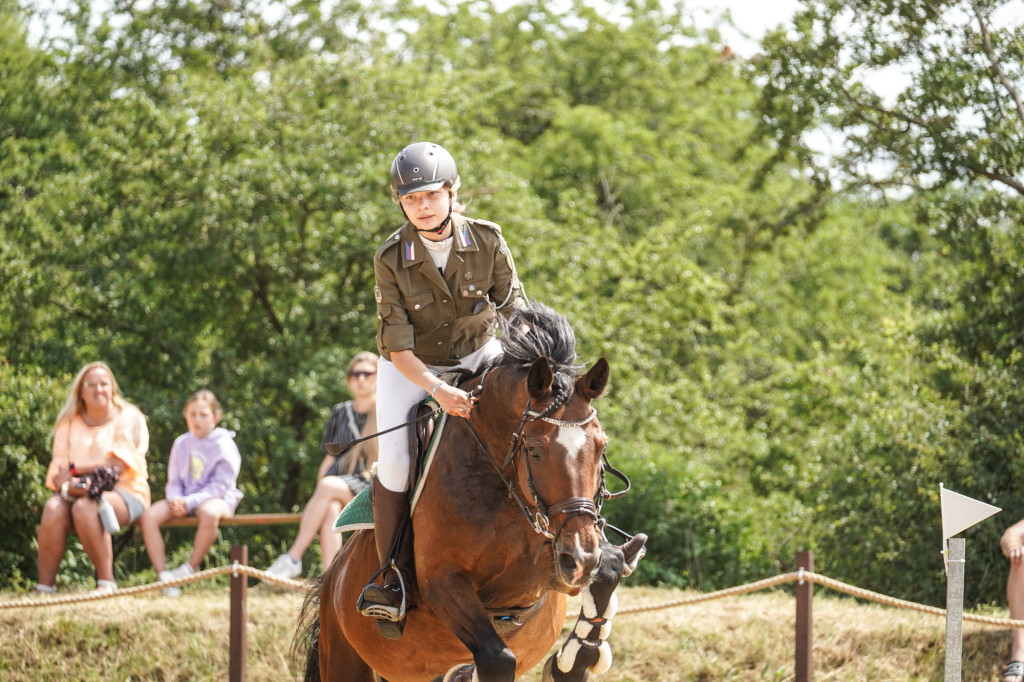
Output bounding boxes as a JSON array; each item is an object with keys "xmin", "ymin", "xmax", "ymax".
[{"xmin": 489, "ymin": 302, "xmax": 582, "ymax": 413}]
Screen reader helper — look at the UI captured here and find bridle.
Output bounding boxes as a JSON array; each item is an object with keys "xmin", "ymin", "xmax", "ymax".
[{"xmin": 462, "ymin": 368, "xmax": 631, "ymax": 545}]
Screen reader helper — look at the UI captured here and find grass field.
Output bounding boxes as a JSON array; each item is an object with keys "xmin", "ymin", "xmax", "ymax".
[{"xmin": 0, "ymin": 581, "xmax": 1016, "ymax": 681}]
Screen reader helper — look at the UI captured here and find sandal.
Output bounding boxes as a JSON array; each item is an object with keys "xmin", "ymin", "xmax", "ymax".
[{"xmin": 1003, "ymin": 660, "xmax": 1024, "ymax": 681}]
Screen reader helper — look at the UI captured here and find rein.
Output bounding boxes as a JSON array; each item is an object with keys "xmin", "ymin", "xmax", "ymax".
[{"xmin": 324, "ymin": 407, "xmax": 441, "ymax": 456}]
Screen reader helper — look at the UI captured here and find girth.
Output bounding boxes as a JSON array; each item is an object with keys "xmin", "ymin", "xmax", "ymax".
[{"xmin": 488, "ymin": 594, "xmax": 548, "ymax": 635}]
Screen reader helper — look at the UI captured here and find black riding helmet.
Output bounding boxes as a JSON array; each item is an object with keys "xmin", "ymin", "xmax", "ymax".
[
  {"xmin": 390, "ymin": 142, "xmax": 460, "ymax": 199},
  {"xmin": 390, "ymin": 142, "xmax": 460, "ymax": 235}
]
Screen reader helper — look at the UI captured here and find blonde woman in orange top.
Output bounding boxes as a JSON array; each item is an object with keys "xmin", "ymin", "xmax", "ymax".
[{"xmin": 37, "ymin": 361, "xmax": 150, "ymax": 594}]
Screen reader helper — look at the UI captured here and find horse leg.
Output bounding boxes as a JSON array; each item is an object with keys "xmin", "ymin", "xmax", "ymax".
[
  {"xmin": 542, "ymin": 534, "xmax": 647, "ymax": 682},
  {"xmin": 421, "ymin": 573, "xmax": 517, "ymax": 681}
]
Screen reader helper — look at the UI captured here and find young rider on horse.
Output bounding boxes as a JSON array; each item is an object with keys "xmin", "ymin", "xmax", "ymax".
[{"xmin": 357, "ymin": 142, "xmax": 528, "ymax": 638}]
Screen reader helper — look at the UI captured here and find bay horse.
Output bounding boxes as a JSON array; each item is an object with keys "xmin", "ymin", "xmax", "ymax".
[{"xmin": 299, "ymin": 303, "xmax": 645, "ymax": 681}]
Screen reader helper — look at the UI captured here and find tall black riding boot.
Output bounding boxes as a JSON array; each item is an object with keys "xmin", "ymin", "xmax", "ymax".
[{"xmin": 356, "ymin": 477, "xmax": 414, "ymax": 639}]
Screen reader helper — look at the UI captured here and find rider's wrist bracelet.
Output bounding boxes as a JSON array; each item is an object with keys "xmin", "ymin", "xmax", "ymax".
[{"xmin": 430, "ymin": 381, "xmax": 444, "ymax": 398}]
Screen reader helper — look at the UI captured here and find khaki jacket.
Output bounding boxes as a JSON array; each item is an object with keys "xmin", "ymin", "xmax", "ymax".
[{"xmin": 374, "ymin": 213, "xmax": 527, "ymax": 365}]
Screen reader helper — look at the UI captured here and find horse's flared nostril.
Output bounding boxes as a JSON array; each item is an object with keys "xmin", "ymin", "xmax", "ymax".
[
  {"xmin": 559, "ymin": 546, "xmax": 602, "ymax": 585},
  {"xmin": 558, "ymin": 552, "xmax": 583, "ymax": 584}
]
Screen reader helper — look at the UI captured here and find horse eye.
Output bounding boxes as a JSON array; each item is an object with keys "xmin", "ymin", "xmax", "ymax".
[{"xmin": 527, "ymin": 446, "xmax": 541, "ymax": 461}]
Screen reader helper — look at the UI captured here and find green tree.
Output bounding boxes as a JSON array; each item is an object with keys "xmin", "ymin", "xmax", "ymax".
[{"xmin": 755, "ymin": 0, "xmax": 1024, "ymax": 601}]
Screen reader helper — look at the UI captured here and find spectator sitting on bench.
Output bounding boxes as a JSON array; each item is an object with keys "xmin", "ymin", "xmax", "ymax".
[
  {"xmin": 37, "ymin": 361, "xmax": 151, "ymax": 595},
  {"xmin": 265, "ymin": 351, "xmax": 378, "ymax": 584},
  {"xmin": 142, "ymin": 389, "xmax": 243, "ymax": 597}
]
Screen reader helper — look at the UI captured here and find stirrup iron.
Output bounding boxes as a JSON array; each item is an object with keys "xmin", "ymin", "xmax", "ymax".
[{"xmin": 357, "ymin": 560, "xmax": 408, "ymax": 623}]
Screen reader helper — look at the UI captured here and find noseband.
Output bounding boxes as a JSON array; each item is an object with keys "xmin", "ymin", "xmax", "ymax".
[{"xmin": 464, "ymin": 370, "xmax": 605, "ymax": 545}]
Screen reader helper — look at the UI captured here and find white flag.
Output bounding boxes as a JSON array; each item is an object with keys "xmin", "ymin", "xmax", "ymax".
[{"xmin": 940, "ymin": 483, "xmax": 1001, "ymax": 540}]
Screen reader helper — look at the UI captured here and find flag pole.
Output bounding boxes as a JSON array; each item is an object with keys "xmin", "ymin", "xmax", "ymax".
[{"xmin": 944, "ymin": 537, "xmax": 965, "ymax": 682}]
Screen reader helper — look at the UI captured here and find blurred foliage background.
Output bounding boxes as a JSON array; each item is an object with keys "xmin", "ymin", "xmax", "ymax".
[{"xmin": 2, "ymin": 0, "xmax": 1023, "ymax": 607}]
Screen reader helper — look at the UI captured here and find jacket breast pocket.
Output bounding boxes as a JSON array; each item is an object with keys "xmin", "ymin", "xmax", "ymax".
[
  {"xmin": 458, "ymin": 277, "xmax": 492, "ymax": 303},
  {"xmin": 404, "ymin": 289, "xmax": 435, "ymax": 318}
]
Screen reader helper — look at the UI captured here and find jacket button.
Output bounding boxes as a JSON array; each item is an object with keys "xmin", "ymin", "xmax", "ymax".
[
  {"xmin": 437, "ymin": 341, "xmax": 443, "ymax": 346},
  {"xmin": 414, "ymin": 304, "xmax": 421, "ymax": 310},
  {"xmin": 442, "ymin": 323, "xmax": 449, "ymax": 327},
  {"xmin": 442, "ymin": 299, "xmax": 449, "ymax": 303}
]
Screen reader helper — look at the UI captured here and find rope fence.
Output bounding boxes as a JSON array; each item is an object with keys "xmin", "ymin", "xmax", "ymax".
[
  {"xmin": 615, "ymin": 569, "xmax": 1024, "ymax": 628},
  {"xmin": 4, "ymin": 555, "xmax": 1022, "ymax": 625},
  {"xmin": 5, "ymin": 558, "xmax": 1022, "ymax": 626},
  {"xmin": 3, "ymin": 547, "xmax": 1020, "ymax": 681}
]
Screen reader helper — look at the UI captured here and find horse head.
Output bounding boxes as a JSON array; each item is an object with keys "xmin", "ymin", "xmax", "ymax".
[{"xmin": 514, "ymin": 354, "xmax": 610, "ymax": 591}]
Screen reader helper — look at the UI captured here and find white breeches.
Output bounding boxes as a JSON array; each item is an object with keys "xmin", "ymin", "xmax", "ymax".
[{"xmin": 375, "ymin": 337, "xmax": 503, "ymax": 492}]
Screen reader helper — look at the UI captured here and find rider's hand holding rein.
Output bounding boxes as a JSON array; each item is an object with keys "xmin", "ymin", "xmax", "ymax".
[
  {"xmin": 391, "ymin": 350, "xmax": 476, "ymax": 419},
  {"xmin": 434, "ymin": 382, "xmax": 477, "ymax": 418}
]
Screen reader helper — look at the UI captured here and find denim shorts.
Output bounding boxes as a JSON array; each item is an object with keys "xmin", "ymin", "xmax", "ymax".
[{"xmin": 113, "ymin": 487, "xmax": 145, "ymax": 523}]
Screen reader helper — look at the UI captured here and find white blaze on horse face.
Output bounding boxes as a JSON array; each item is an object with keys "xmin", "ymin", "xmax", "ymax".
[{"xmin": 555, "ymin": 425, "xmax": 588, "ymax": 460}]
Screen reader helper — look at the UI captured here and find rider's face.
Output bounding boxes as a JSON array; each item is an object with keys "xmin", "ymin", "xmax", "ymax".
[{"xmin": 400, "ymin": 189, "xmax": 452, "ymax": 239}]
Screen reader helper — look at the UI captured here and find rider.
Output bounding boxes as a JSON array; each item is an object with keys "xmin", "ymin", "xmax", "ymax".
[{"xmin": 357, "ymin": 141, "xmax": 528, "ymax": 638}]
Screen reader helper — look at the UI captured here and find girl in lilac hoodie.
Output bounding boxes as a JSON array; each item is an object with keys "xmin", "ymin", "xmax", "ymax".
[{"xmin": 141, "ymin": 390, "xmax": 243, "ymax": 596}]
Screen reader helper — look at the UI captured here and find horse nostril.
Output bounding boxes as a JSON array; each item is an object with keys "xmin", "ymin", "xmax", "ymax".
[
  {"xmin": 559, "ymin": 552, "xmax": 582, "ymax": 583},
  {"xmin": 559, "ymin": 547, "xmax": 602, "ymax": 585}
]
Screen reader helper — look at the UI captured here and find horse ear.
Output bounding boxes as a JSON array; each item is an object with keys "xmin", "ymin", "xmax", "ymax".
[
  {"xmin": 526, "ymin": 356, "xmax": 554, "ymax": 400},
  {"xmin": 576, "ymin": 357, "xmax": 610, "ymax": 401}
]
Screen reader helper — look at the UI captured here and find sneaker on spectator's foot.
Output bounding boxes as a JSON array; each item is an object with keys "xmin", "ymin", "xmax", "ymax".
[
  {"xmin": 159, "ymin": 570, "xmax": 181, "ymax": 598},
  {"xmin": 169, "ymin": 562, "xmax": 196, "ymax": 578},
  {"xmin": 265, "ymin": 554, "xmax": 302, "ymax": 589},
  {"xmin": 160, "ymin": 564, "xmax": 193, "ymax": 597}
]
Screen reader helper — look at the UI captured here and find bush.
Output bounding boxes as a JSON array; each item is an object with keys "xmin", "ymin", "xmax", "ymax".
[{"xmin": 0, "ymin": 362, "xmax": 66, "ymax": 590}]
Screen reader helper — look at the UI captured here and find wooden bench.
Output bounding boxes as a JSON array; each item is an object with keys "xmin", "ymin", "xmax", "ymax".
[
  {"xmin": 155, "ymin": 512, "xmax": 302, "ymax": 528},
  {"xmin": 113, "ymin": 513, "xmax": 302, "ymax": 558}
]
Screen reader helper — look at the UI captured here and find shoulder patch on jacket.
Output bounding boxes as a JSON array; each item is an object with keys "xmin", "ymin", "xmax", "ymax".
[
  {"xmin": 374, "ymin": 228, "xmax": 404, "ymax": 260},
  {"xmin": 469, "ymin": 218, "xmax": 504, "ymax": 236}
]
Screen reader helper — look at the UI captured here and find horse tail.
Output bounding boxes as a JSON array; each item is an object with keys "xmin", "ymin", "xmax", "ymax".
[{"xmin": 294, "ymin": 572, "xmax": 324, "ymax": 682}]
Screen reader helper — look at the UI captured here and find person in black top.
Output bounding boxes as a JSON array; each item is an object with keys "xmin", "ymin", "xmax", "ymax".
[{"xmin": 265, "ymin": 351, "xmax": 378, "ymax": 582}]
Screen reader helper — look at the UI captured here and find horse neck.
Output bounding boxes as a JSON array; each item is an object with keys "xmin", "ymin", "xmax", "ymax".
[{"xmin": 473, "ymin": 369, "xmax": 527, "ymax": 433}]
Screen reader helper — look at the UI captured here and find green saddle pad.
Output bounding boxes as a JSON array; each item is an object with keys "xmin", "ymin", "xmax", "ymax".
[
  {"xmin": 331, "ymin": 398, "xmax": 448, "ymax": 537},
  {"xmin": 333, "ymin": 485, "xmax": 374, "ymax": 533}
]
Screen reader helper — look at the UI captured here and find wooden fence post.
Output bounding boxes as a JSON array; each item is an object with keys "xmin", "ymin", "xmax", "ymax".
[
  {"xmin": 795, "ymin": 550, "xmax": 814, "ymax": 682},
  {"xmin": 230, "ymin": 545, "xmax": 249, "ymax": 682}
]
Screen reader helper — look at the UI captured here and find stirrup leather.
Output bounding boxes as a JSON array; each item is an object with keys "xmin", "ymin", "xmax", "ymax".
[{"xmin": 357, "ymin": 560, "xmax": 408, "ymax": 623}]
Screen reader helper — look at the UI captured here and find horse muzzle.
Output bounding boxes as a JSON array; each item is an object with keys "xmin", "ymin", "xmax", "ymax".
[{"xmin": 554, "ymin": 522, "xmax": 603, "ymax": 589}]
